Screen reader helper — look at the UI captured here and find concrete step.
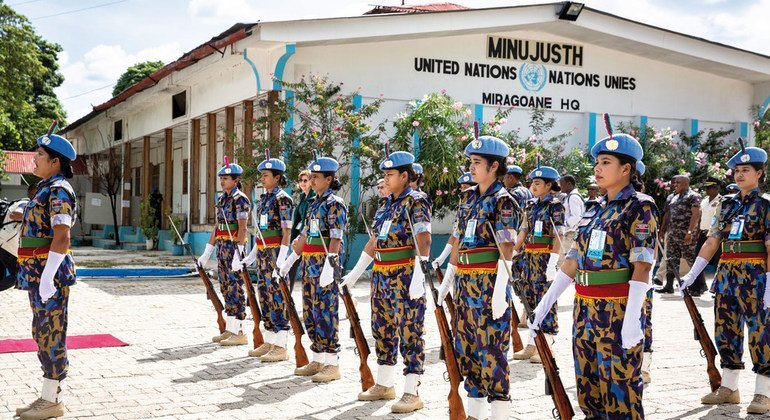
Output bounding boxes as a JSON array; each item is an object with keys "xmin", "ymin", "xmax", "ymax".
[
  {"xmin": 92, "ymin": 238, "xmax": 120, "ymax": 250},
  {"xmin": 121, "ymin": 242, "xmax": 149, "ymax": 251}
]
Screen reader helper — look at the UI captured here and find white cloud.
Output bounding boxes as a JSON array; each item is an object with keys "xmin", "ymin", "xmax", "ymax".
[{"xmin": 187, "ymin": 0, "xmax": 259, "ymax": 23}]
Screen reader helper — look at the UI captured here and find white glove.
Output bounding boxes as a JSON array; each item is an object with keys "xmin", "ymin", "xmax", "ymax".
[
  {"xmin": 341, "ymin": 252, "xmax": 373, "ymax": 288},
  {"xmin": 680, "ymin": 256, "xmax": 708, "ymax": 291},
  {"xmin": 241, "ymin": 245, "xmax": 258, "ymax": 268},
  {"xmin": 39, "ymin": 251, "xmax": 65, "ymax": 303},
  {"xmin": 621, "ymin": 280, "xmax": 651, "ymax": 349},
  {"xmin": 432, "ymin": 243, "xmax": 453, "ymax": 269},
  {"xmin": 763, "ymin": 272, "xmax": 770, "ymax": 310},
  {"xmin": 276, "ymin": 245, "xmax": 289, "ymax": 267},
  {"xmin": 197, "ymin": 243, "xmax": 215, "ymax": 268},
  {"xmin": 492, "ymin": 260, "xmax": 511, "ymax": 320},
  {"xmin": 319, "ymin": 253, "xmax": 337, "ymax": 287},
  {"xmin": 279, "ymin": 251, "xmax": 300, "ymax": 277},
  {"xmin": 231, "ymin": 252, "xmax": 244, "ymax": 272},
  {"xmin": 530, "ymin": 270, "xmax": 573, "ymax": 331},
  {"xmin": 546, "ymin": 252, "xmax": 559, "ymax": 281},
  {"xmin": 409, "ymin": 256, "xmax": 428, "ymax": 299},
  {"xmin": 437, "ymin": 263, "xmax": 457, "ymax": 305}
]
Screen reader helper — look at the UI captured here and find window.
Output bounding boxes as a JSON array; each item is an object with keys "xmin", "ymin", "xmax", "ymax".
[
  {"xmin": 114, "ymin": 120, "xmax": 123, "ymax": 141},
  {"xmin": 182, "ymin": 159, "xmax": 189, "ymax": 194},
  {"xmin": 133, "ymin": 167, "xmax": 141, "ymax": 197},
  {"xmin": 172, "ymin": 91, "xmax": 187, "ymax": 119}
]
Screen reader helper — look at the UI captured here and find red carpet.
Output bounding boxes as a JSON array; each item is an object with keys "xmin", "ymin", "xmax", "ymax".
[{"xmin": 0, "ymin": 334, "xmax": 128, "ymax": 354}]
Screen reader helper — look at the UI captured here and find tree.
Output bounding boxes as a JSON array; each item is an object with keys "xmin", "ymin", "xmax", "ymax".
[
  {"xmin": 0, "ymin": 4, "xmax": 66, "ymax": 152},
  {"xmin": 90, "ymin": 147, "xmax": 123, "ymax": 246},
  {"xmin": 113, "ymin": 61, "xmax": 164, "ymax": 96}
]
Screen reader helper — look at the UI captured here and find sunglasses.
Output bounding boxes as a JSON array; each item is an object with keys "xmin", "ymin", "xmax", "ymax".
[{"xmin": 299, "ymin": 179, "xmax": 309, "ymax": 183}]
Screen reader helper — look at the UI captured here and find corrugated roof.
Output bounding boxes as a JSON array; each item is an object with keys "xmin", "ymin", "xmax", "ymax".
[
  {"xmin": 364, "ymin": 3, "xmax": 470, "ymax": 14},
  {"xmin": 3, "ymin": 151, "xmax": 35, "ymax": 174}
]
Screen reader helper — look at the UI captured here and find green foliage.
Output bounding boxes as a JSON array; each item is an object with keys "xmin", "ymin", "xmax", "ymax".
[
  {"xmin": 0, "ymin": 4, "xmax": 67, "ymax": 153},
  {"xmin": 113, "ymin": 60, "xmax": 164, "ymax": 96},
  {"xmin": 751, "ymin": 104, "xmax": 770, "ymax": 190},
  {"xmin": 140, "ymin": 196, "xmax": 159, "ymax": 241}
]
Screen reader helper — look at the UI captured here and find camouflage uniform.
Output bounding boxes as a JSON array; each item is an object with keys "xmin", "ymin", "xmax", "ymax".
[
  {"xmin": 520, "ymin": 195, "xmax": 563, "ymax": 335},
  {"xmin": 664, "ymin": 189, "xmax": 701, "ymax": 280},
  {"xmin": 453, "ymin": 180, "xmax": 519, "ymax": 401},
  {"xmin": 214, "ymin": 188, "xmax": 250, "ymax": 320},
  {"xmin": 370, "ymin": 187, "xmax": 430, "ymax": 375},
  {"xmin": 708, "ymin": 188, "xmax": 770, "ymax": 376},
  {"xmin": 17, "ymin": 174, "xmax": 78, "ymax": 381},
  {"xmin": 254, "ymin": 187, "xmax": 293, "ymax": 333},
  {"xmin": 567, "ymin": 184, "xmax": 658, "ymax": 419},
  {"xmin": 300, "ymin": 188, "xmax": 347, "ymax": 354}
]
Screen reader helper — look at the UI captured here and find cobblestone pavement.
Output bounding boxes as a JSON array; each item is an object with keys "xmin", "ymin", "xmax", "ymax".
[{"xmin": 1, "ymin": 269, "xmax": 766, "ymax": 419}]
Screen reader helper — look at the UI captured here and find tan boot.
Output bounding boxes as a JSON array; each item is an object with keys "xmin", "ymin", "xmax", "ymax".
[
  {"xmin": 260, "ymin": 346, "xmax": 288, "ymax": 363},
  {"xmin": 19, "ymin": 400, "xmax": 64, "ymax": 419},
  {"xmin": 16, "ymin": 398, "xmax": 45, "ymax": 416},
  {"xmin": 220, "ymin": 332, "xmax": 248, "ymax": 346},
  {"xmin": 529, "ymin": 335, "xmax": 553, "ymax": 364},
  {"xmin": 529, "ymin": 351, "xmax": 543, "ymax": 364},
  {"xmin": 248, "ymin": 343, "xmax": 273, "ymax": 357},
  {"xmin": 390, "ymin": 393, "xmax": 424, "ymax": 413},
  {"xmin": 212, "ymin": 331, "xmax": 232, "ymax": 343},
  {"xmin": 311, "ymin": 364, "xmax": 341, "ymax": 383},
  {"xmin": 294, "ymin": 361, "xmax": 324, "ymax": 376},
  {"xmin": 513, "ymin": 344, "xmax": 537, "ymax": 360},
  {"xmin": 358, "ymin": 384, "xmax": 396, "ymax": 401},
  {"xmin": 642, "ymin": 371, "xmax": 651, "ymax": 384},
  {"xmin": 747, "ymin": 394, "xmax": 770, "ymax": 414},
  {"xmin": 641, "ymin": 352, "xmax": 652, "ymax": 384},
  {"xmin": 701, "ymin": 387, "xmax": 740, "ymax": 404}
]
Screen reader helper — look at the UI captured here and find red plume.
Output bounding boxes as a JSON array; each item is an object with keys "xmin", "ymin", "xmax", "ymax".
[
  {"xmin": 265, "ymin": 148, "xmax": 270, "ymax": 161},
  {"xmin": 385, "ymin": 140, "xmax": 390, "ymax": 158},
  {"xmin": 47, "ymin": 120, "xmax": 58, "ymax": 136},
  {"xmin": 738, "ymin": 137, "xmax": 747, "ymax": 154},
  {"xmin": 603, "ymin": 113, "xmax": 613, "ymax": 139},
  {"xmin": 473, "ymin": 120, "xmax": 479, "ymax": 140},
  {"xmin": 224, "ymin": 156, "xmax": 230, "ymax": 167}
]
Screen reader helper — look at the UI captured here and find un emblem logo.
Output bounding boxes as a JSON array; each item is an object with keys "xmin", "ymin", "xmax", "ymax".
[{"xmin": 519, "ymin": 63, "xmax": 547, "ymax": 92}]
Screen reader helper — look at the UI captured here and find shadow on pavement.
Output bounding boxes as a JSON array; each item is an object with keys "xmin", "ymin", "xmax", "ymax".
[
  {"xmin": 136, "ymin": 343, "xmax": 220, "ymax": 363},
  {"xmin": 82, "ymin": 278, "xmax": 205, "ymax": 296}
]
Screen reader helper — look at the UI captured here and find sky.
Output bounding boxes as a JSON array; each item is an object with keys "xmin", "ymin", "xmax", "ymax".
[{"xmin": 9, "ymin": 0, "xmax": 770, "ymax": 123}]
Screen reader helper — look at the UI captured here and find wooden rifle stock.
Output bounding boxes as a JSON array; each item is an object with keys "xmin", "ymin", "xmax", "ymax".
[
  {"xmin": 277, "ymin": 274, "xmax": 309, "ymax": 367},
  {"xmin": 683, "ymin": 290, "xmax": 721, "ymax": 392},
  {"xmin": 340, "ymin": 284, "xmax": 375, "ymax": 391}
]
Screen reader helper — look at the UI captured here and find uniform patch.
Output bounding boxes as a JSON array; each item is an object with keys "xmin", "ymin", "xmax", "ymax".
[
  {"xmin": 501, "ymin": 209, "xmax": 513, "ymax": 221},
  {"xmin": 51, "ymin": 198, "xmax": 63, "ymax": 212},
  {"xmin": 634, "ymin": 223, "xmax": 650, "ymax": 240},
  {"xmin": 413, "ymin": 208, "xmax": 424, "ymax": 221}
]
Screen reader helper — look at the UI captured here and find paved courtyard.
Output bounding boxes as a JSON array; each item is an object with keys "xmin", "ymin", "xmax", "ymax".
[{"xmin": 0, "ymin": 252, "xmax": 766, "ymax": 419}]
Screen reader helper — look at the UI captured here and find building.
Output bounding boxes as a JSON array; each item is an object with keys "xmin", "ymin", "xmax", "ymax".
[{"xmin": 60, "ymin": 2, "xmax": 770, "ymax": 255}]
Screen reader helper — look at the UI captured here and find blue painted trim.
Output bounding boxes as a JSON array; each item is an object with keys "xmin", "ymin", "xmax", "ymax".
[
  {"xmin": 474, "ymin": 104, "xmax": 483, "ymax": 127},
  {"xmin": 77, "ymin": 267, "xmax": 193, "ymax": 278},
  {"xmin": 690, "ymin": 119, "xmax": 699, "ymax": 151},
  {"xmin": 283, "ymin": 90, "xmax": 295, "ymax": 196},
  {"xmin": 760, "ymin": 96, "xmax": 770, "ymax": 119},
  {"xmin": 187, "ymin": 231, "xmax": 212, "ymax": 256},
  {"xmin": 413, "ymin": 99, "xmax": 422, "ymax": 159},
  {"xmin": 740, "ymin": 121, "xmax": 748, "ymax": 138},
  {"xmin": 639, "ymin": 115, "xmax": 648, "ymax": 140},
  {"xmin": 243, "ymin": 49, "xmax": 262, "ymax": 92},
  {"xmin": 587, "ymin": 112, "xmax": 597, "ymax": 155},
  {"xmin": 272, "ymin": 44, "xmax": 296, "ymax": 90},
  {"xmin": 351, "ymin": 95, "xmax": 362, "ymax": 210}
]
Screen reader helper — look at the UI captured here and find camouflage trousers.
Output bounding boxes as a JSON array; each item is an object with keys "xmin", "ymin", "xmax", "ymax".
[
  {"xmin": 573, "ymin": 295, "xmax": 644, "ymax": 419},
  {"xmin": 521, "ymin": 279, "xmax": 559, "ymax": 336},
  {"xmin": 216, "ymin": 239, "xmax": 246, "ymax": 320},
  {"xmin": 454, "ymin": 268, "xmax": 511, "ymax": 401},
  {"xmin": 27, "ymin": 283, "xmax": 70, "ymax": 380},
  {"xmin": 713, "ymin": 273, "xmax": 770, "ymax": 375},
  {"xmin": 665, "ymin": 230, "xmax": 696, "ymax": 279},
  {"xmin": 371, "ymin": 264, "xmax": 425, "ymax": 375},
  {"xmin": 255, "ymin": 246, "xmax": 289, "ymax": 332},
  {"xmin": 643, "ymin": 289, "xmax": 653, "ymax": 353},
  {"xmin": 301, "ymin": 254, "xmax": 340, "ymax": 354}
]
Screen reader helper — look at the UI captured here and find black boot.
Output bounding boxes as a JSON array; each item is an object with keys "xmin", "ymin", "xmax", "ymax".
[{"xmin": 656, "ymin": 273, "xmax": 674, "ymax": 293}]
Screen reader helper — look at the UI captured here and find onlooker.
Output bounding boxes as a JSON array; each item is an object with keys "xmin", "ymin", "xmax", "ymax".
[
  {"xmin": 288, "ymin": 170, "xmax": 315, "ymax": 292},
  {"xmin": 658, "ymin": 175, "xmax": 701, "ymax": 293},
  {"xmin": 693, "ymin": 177, "xmax": 722, "ymax": 295},
  {"xmin": 557, "ymin": 175, "xmax": 584, "ymax": 264}
]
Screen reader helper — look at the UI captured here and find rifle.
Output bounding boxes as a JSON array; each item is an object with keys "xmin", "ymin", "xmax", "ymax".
[
  {"xmin": 680, "ymin": 277, "xmax": 721, "ymax": 392},
  {"xmin": 318, "ymin": 230, "xmax": 375, "ymax": 391},
  {"xmin": 255, "ymin": 223, "xmax": 309, "ymax": 368},
  {"xmin": 405, "ymin": 212, "xmax": 465, "ymax": 420},
  {"xmin": 487, "ymin": 222, "xmax": 573, "ymax": 420},
  {"xmin": 220, "ymin": 209, "xmax": 264, "ymax": 348},
  {"xmin": 168, "ymin": 215, "xmax": 226, "ymax": 333}
]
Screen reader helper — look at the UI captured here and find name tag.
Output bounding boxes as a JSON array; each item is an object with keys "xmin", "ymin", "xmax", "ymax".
[
  {"xmin": 378, "ymin": 220, "xmax": 392, "ymax": 240},
  {"xmin": 728, "ymin": 217, "xmax": 744, "ymax": 240},
  {"xmin": 587, "ymin": 229, "xmax": 607, "ymax": 260},
  {"xmin": 309, "ymin": 219, "xmax": 320, "ymax": 237},
  {"xmin": 259, "ymin": 213, "xmax": 268, "ymax": 230},
  {"xmin": 534, "ymin": 220, "xmax": 544, "ymax": 237},
  {"xmin": 464, "ymin": 219, "xmax": 478, "ymax": 243}
]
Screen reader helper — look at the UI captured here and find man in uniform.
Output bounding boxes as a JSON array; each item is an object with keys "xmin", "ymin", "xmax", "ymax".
[
  {"xmin": 658, "ymin": 174, "xmax": 701, "ymax": 293},
  {"xmin": 693, "ymin": 177, "xmax": 722, "ymax": 296},
  {"xmin": 503, "ymin": 164, "xmax": 533, "ymax": 209}
]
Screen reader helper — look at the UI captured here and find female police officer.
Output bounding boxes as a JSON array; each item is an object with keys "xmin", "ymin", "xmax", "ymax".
[
  {"xmin": 341, "ymin": 149, "xmax": 431, "ymax": 413},
  {"xmin": 530, "ymin": 129, "xmax": 657, "ymax": 419},
  {"xmin": 679, "ymin": 139, "xmax": 769, "ymax": 414},
  {"xmin": 15, "ymin": 129, "xmax": 78, "ymax": 420},
  {"xmin": 197, "ymin": 158, "xmax": 250, "ymax": 347}
]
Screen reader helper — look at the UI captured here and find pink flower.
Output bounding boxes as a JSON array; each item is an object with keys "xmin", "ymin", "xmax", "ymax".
[
  {"xmin": 714, "ymin": 162, "xmax": 720, "ymax": 168},
  {"xmin": 499, "ymin": 118, "xmax": 508, "ymax": 125},
  {"xmin": 755, "ymin": 121, "xmax": 761, "ymax": 128},
  {"xmin": 726, "ymin": 169, "xmax": 732, "ymax": 176},
  {"xmin": 442, "ymin": 167, "xmax": 449, "ymax": 173},
  {"xmin": 452, "ymin": 101, "xmax": 463, "ymax": 110},
  {"xmin": 461, "ymin": 135, "xmax": 468, "ymax": 141},
  {"xmin": 443, "ymin": 190, "xmax": 449, "ymax": 195},
  {"xmin": 436, "ymin": 190, "xmax": 443, "ymax": 196},
  {"xmin": 412, "ymin": 120, "xmax": 420, "ymax": 127},
  {"xmin": 528, "ymin": 134, "xmax": 537, "ymax": 142},
  {"xmin": 441, "ymin": 89, "xmax": 447, "ymax": 94}
]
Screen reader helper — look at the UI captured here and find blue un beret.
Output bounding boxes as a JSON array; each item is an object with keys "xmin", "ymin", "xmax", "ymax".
[
  {"xmin": 218, "ymin": 162, "xmax": 244, "ymax": 176},
  {"xmin": 507, "ymin": 165, "xmax": 523, "ymax": 175},
  {"xmin": 458, "ymin": 172, "xmax": 476, "ymax": 185},
  {"xmin": 636, "ymin": 161, "xmax": 646, "ymax": 176},
  {"xmin": 37, "ymin": 134, "xmax": 76, "ymax": 161},
  {"xmin": 464, "ymin": 135, "xmax": 510, "ymax": 159},
  {"xmin": 258, "ymin": 158, "xmax": 286, "ymax": 172},
  {"xmin": 308, "ymin": 156, "xmax": 339, "ymax": 173},
  {"xmin": 380, "ymin": 151, "xmax": 414, "ymax": 171},
  {"xmin": 727, "ymin": 147, "xmax": 767, "ymax": 169},
  {"xmin": 528, "ymin": 166, "xmax": 560, "ymax": 182},
  {"xmin": 413, "ymin": 163, "xmax": 424, "ymax": 175},
  {"xmin": 591, "ymin": 133, "xmax": 643, "ymax": 162},
  {"xmin": 725, "ymin": 183, "xmax": 739, "ymax": 193}
]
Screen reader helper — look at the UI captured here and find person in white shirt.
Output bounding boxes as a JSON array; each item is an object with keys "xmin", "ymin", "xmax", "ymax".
[
  {"xmin": 557, "ymin": 175, "xmax": 584, "ymax": 264},
  {"xmin": 693, "ymin": 177, "xmax": 722, "ymax": 295}
]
